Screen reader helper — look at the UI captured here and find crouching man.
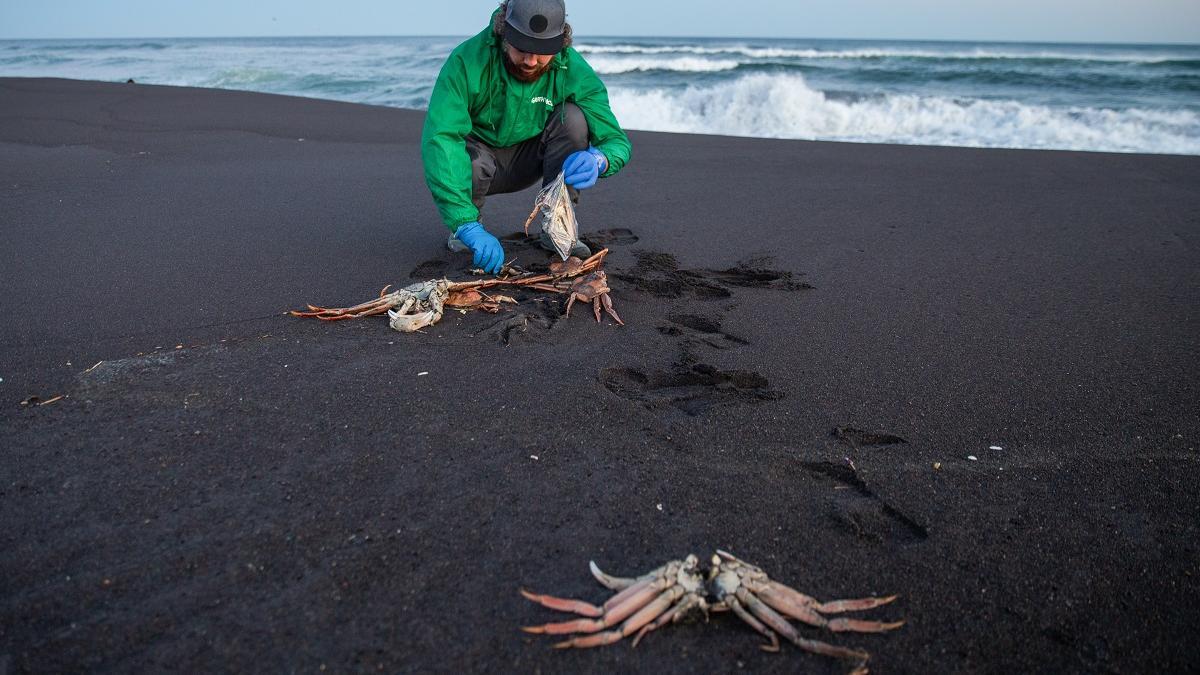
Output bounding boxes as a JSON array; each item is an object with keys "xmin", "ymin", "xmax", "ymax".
[{"xmin": 421, "ymin": 0, "xmax": 632, "ymax": 273}]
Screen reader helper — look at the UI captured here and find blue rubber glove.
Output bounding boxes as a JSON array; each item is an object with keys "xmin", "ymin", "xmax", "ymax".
[
  {"xmin": 454, "ymin": 221, "xmax": 504, "ymax": 274},
  {"xmin": 562, "ymin": 146, "xmax": 608, "ymax": 190}
]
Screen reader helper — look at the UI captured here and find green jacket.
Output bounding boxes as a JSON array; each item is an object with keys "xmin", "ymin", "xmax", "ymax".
[{"xmin": 421, "ymin": 14, "xmax": 632, "ymax": 232}]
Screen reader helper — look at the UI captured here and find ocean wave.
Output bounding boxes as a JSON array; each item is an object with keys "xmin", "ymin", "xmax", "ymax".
[
  {"xmin": 23, "ymin": 41, "xmax": 171, "ymax": 51},
  {"xmin": 201, "ymin": 68, "xmax": 290, "ymax": 88},
  {"xmin": 0, "ymin": 54, "xmax": 75, "ymax": 66},
  {"xmin": 609, "ymin": 73, "xmax": 1200, "ymax": 155},
  {"xmin": 588, "ymin": 55, "xmax": 741, "ymax": 74},
  {"xmin": 577, "ymin": 43, "xmax": 1200, "ymax": 65}
]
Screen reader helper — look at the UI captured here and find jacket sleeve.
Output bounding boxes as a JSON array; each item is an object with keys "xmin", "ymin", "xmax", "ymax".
[
  {"xmin": 421, "ymin": 52, "xmax": 478, "ymax": 232},
  {"xmin": 566, "ymin": 52, "xmax": 631, "ymax": 178}
]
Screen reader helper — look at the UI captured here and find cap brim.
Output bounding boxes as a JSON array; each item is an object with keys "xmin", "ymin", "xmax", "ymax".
[{"xmin": 504, "ymin": 23, "xmax": 564, "ymax": 55}]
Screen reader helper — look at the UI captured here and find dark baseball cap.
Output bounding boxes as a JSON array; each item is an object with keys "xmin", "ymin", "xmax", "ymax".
[{"xmin": 504, "ymin": 0, "xmax": 567, "ymax": 55}]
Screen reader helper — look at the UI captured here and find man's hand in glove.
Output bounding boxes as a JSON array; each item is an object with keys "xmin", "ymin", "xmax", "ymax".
[
  {"xmin": 562, "ymin": 146, "xmax": 608, "ymax": 190},
  {"xmin": 454, "ymin": 221, "xmax": 504, "ymax": 274}
]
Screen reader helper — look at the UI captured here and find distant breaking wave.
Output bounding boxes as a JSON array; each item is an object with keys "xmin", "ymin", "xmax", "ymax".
[
  {"xmin": 588, "ymin": 56, "xmax": 741, "ymax": 74},
  {"xmin": 576, "ymin": 43, "xmax": 1200, "ymax": 65},
  {"xmin": 610, "ymin": 73, "xmax": 1200, "ymax": 155}
]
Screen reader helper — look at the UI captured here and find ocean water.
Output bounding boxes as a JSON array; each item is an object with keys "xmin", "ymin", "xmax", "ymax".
[{"xmin": 2, "ymin": 35, "xmax": 1198, "ymax": 155}]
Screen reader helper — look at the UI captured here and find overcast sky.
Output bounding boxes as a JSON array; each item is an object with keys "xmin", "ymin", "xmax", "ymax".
[{"xmin": 2, "ymin": 0, "xmax": 1198, "ymax": 43}]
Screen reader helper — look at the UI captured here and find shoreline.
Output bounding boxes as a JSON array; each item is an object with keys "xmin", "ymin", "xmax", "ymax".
[{"xmin": 4, "ymin": 65, "xmax": 1195, "ymax": 157}]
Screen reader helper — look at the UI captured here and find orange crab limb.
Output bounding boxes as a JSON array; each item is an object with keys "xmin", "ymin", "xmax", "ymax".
[
  {"xmin": 725, "ymin": 596, "xmax": 780, "ymax": 653},
  {"xmin": 551, "ymin": 587, "xmax": 682, "ymax": 649},
  {"xmin": 765, "ymin": 580, "xmax": 899, "ymax": 614},
  {"xmin": 290, "ymin": 292, "xmax": 400, "ymax": 320},
  {"xmin": 631, "ymin": 594, "xmax": 703, "ymax": 647},
  {"xmin": 757, "ymin": 586, "xmax": 905, "ymax": 633},
  {"xmin": 518, "ymin": 589, "xmax": 603, "ymax": 618},
  {"xmin": 522, "ymin": 579, "xmax": 667, "ymax": 635},
  {"xmin": 816, "ymin": 595, "xmax": 901, "ymax": 614},
  {"xmin": 736, "ymin": 588, "xmax": 869, "ymax": 661},
  {"xmin": 601, "ymin": 294, "xmax": 624, "ymax": 325}
]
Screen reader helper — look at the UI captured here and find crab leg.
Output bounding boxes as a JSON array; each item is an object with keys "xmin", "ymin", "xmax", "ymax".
[
  {"xmin": 736, "ymin": 587, "xmax": 870, "ymax": 661},
  {"xmin": 600, "ymin": 294, "xmax": 624, "ymax": 325},
  {"xmin": 522, "ymin": 573, "xmax": 656, "ymax": 619},
  {"xmin": 290, "ymin": 285, "xmax": 404, "ymax": 320},
  {"xmin": 519, "ymin": 589, "xmax": 603, "ymax": 618},
  {"xmin": 290, "ymin": 297, "xmax": 396, "ymax": 320},
  {"xmin": 593, "ymin": 298, "xmax": 603, "ymax": 323},
  {"xmin": 757, "ymin": 586, "xmax": 905, "ymax": 633},
  {"xmin": 631, "ymin": 594, "xmax": 702, "ymax": 647},
  {"xmin": 766, "ymin": 581, "xmax": 900, "ymax": 614},
  {"xmin": 551, "ymin": 586, "xmax": 684, "ymax": 649},
  {"xmin": 601, "ymin": 577, "xmax": 659, "ymax": 611},
  {"xmin": 589, "ymin": 560, "xmax": 657, "ymax": 591},
  {"xmin": 523, "ymin": 203, "xmax": 543, "ymax": 234},
  {"xmin": 581, "ymin": 249, "xmax": 609, "ymax": 271},
  {"xmin": 723, "ymin": 596, "xmax": 780, "ymax": 653},
  {"xmin": 816, "ymin": 595, "xmax": 901, "ymax": 614},
  {"xmin": 521, "ymin": 577, "xmax": 669, "ymax": 635}
]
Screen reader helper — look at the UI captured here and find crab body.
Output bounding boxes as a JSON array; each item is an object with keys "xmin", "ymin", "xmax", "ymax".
[{"xmin": 564, "ymin": 271, "xmax": 624, "ymax": 325}]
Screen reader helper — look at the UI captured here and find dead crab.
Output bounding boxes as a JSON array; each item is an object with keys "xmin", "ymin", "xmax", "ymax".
[
  {"xmin": 564, "ymin": 270, "xmax": 623, "ymax": 325},
  {"xmin": 291, "ymin": 249, "xmax": 616, "ymax": 329},
  {"xmin": 520, "ymin": 555, "xmax": 707, "ymax": 648},
  {"xmin": 548, "ymin": 256, "xmax": 587, "ymax": 277},
  {"xmin": 443, "ymin": 288, "xmax": 517, "ymax": 313},
  {"xmin": 521, "ymin": 551, "xmax": 903, "ymax": 672},
  {"xmin": 709, "ymin": 550, "xmax": 902, "ymax": 669}
]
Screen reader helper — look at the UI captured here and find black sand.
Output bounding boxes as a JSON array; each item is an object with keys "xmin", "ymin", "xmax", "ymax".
[{"xmin": 2, "ymin": 77, "xmax": 1198, "ymax": 673}]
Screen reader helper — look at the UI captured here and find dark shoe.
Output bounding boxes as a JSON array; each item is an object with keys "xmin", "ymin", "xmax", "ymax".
[{"xmin": 538, "ymin": 229, "xmax": 591, "ymax": 259}]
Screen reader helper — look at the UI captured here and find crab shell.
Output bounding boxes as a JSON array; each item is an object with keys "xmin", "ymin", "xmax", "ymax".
[
  {"xmin": 569, "ymin": 271, "xmax": 612, "ymax": 299},
  {"xmin": 550, "ymin": 257, "xmax": 586, "ymax": 277}
]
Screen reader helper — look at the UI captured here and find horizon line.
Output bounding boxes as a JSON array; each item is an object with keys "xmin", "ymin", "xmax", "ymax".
[{"xmin": 1, "ymin": 33, "xmax": 1198, "ymax": 48}]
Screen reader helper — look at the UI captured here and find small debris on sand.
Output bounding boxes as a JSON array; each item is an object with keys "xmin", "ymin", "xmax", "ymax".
[
  {"xmin": 989, "ymin": 445, "xmax": 1003, "ymax": 450},
  {"xmin": 967, "ymin": 455, "xmax": 978, "ymax": 461},
  {"xmin": 933, "ymin": 462, "xmax": 942, "ymax": 470},
  {"xmin": 21, "ymin": 395, "xmax": 65, "ymax": 406}
]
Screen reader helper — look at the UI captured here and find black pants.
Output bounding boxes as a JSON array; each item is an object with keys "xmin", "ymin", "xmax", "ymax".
[{"xmin": 467, "ymin": 102, "xmax": 588, "ymax": 215}]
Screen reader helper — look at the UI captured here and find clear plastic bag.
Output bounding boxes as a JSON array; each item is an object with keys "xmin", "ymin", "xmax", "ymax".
[{"xmin": 524, "ymin": 172, "xmax": 579, "ymax": 261}]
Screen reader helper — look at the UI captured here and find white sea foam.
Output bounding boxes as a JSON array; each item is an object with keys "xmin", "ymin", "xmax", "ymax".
[
  {"xmin": 609, "ymin": 73, "xmax": 1200, "ymax": 155},
  {"xmin": 3, "ymin": 37, "xmax": 1196, "ymax": 154},
  {"xmin": 588, "ymin": 55, "xmax": 741, "ymax": 74},
  {"xmin": 577, "ymin": 43, "xmax": 1196, "ymax": 64}
]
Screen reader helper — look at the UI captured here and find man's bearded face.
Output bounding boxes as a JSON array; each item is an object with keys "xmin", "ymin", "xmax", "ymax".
[{"xmin": 503, "ymin": 43, "xmax": 554, "ymax": 83}]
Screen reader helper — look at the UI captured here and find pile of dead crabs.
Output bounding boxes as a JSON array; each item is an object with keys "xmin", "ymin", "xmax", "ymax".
[{"xmin": 291, "ymin": 249, "xmax": 621, "ymax": 331}]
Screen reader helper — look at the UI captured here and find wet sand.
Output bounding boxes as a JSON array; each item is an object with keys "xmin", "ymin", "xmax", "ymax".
[{"xmin": 2, "ymin": 77, "xmax": 1198, "ymax": 673}]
